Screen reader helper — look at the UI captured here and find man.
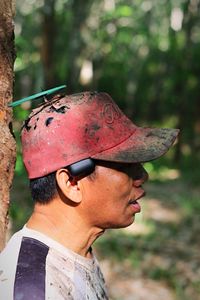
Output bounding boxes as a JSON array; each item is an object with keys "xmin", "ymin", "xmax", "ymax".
[{"xmin": 0, "ymin": 91, "xmax": 179, "ymax": 299}]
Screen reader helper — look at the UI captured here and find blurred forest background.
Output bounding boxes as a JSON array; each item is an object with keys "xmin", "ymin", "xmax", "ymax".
[{"xmin": 10, "ymin": 0, "xmax": 200, "ymax": 299}]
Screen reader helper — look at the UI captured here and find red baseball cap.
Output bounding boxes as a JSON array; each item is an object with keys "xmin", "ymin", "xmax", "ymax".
[{"xmin": 21, "ymin": 92, "xmax": 179, "ymax": 179}]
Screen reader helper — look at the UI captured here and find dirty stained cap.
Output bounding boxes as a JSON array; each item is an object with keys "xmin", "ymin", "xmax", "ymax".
[{"xmin": 21, "ymin": 91, "xmax": 179, "ymax": 179}]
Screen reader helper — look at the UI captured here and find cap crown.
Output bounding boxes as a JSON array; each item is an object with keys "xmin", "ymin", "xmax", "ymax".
[{"xmin": 21, "ymin": 92, "xmax": 135, "ymax": 178}]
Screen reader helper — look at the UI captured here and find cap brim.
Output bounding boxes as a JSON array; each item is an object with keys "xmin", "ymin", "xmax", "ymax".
[{"xmin": 92, "ymin": 127, "xmax": 179, "ymax": 163}]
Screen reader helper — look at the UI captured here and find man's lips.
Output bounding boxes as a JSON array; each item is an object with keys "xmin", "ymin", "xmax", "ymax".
[{"xmin": 128, "ymin": 191, "xmax": 145, "ymax": 213}]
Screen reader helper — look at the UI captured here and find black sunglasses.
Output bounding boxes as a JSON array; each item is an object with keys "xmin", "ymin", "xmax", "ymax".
[{"xmin": 67, "ymin": 158, "xmax": 145, "ymax": 181}]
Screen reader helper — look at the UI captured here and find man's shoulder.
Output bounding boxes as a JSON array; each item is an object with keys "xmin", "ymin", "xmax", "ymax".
[
  {"xmin": 0, "ymin": 230, "xmax": 50, "ymax": 300},
  {"xmin": 0, "ymin": 228, "xmax": 49, "ymax": 269},
  {"xmin": 0, "ymin": 229, "xmax": 24, "ymax": 274},
  {"xmin": 15, "ymin": 236, "xmax": 49, "ymax": 273}
]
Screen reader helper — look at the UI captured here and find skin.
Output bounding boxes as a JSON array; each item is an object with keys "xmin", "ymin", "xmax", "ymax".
[
  {"xmin": 78, "ymin": 162, "xmax": 148, "ymax": 229},
  {"xmin": 27, "ymin": 162, "xmax": 148, "ymax": 258}
]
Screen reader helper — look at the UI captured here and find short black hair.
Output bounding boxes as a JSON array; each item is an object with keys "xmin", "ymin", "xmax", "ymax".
[
  {"xmin": 29, "ymin": 168, "xmax": 97, "ymax": 204},
  {"xmin": 29, "ymin": 171, "xmax": 58, "ymax": 204}
]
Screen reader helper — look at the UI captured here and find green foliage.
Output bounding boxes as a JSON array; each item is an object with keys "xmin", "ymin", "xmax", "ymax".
[
  {"xmin": 10, "ymin": 167, "xmax": 32, "ymax": 231},
  {"xmin": 14, "ymin": 0, "xmax": 200, "ymax": 159},
  {"xmin": 10, "ymin": 1, "xmax": 200, "ymax": 299}
]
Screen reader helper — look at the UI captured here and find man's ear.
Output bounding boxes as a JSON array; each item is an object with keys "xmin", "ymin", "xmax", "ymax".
[{"xmin": 56, "ymin": 169, "xmax": 82, "ymax": 203}]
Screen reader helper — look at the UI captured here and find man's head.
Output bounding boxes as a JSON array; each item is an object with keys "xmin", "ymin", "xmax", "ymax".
[
  {"xmin": 29, "ymin": 160, "xmax": 149, "ymax": 228},
  {"xmin": 21, "ymin": 91, "xmax": 179, "ymax": 179},
  {"xmin": 21, "ymin": 91, "xmax": 179, "ymax": 228}
]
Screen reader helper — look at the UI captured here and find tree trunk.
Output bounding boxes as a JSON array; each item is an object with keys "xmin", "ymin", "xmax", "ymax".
[
  {"xmin": 173, "ymin": 0, "xmax": 194, "ymax": 163},
  {"xmin": 0, "ymin": 0, "xmax": 16, "ymax": 251},
  {"xmin": 41, "ymin": 0, "xmax": 56, "ymax": 89},
  {"xmin": 67, "ymin": 0, "xmax": 93, "ymax": 92}
]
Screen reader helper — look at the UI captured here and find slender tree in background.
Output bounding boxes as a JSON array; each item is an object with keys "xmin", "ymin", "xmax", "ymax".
[
  {"xmin": 41, "ymin": 0, "xmax": 56, "ymax": 88},
  {"xmin": 0, "ymin": 0, "xmax": 16, "ymax": 251},
  {"xmin": 66, "ymin": 0, "xmax": 94, "ymax": 92}
]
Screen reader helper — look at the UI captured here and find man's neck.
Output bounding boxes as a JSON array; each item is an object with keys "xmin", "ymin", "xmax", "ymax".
[{"xmin": 26, "ymin": 200, "xmax": 104, "ymax": 258}]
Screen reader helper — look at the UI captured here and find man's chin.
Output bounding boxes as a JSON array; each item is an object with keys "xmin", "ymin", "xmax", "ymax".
[{"xmin": 108, "ymin": 216, "xmax": 135, "ymax": 229}]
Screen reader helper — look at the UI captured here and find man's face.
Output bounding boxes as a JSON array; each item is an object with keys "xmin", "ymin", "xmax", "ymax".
[{"xmin": 79, "ymin": 161, "xmax": 148, "ymax": 229}]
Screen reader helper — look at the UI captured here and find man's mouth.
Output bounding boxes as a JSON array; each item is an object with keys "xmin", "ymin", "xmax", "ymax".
[
  {"xmin": 128, "ymin": 199, "xmax": 138, "ymax": 205},
  {"xmin": 128, "ymin": 200, "xmax": 141, "ymax": 213},
  {"xmin": 128, "ymin": 191, "xmax": 145, "ymax": 213}
]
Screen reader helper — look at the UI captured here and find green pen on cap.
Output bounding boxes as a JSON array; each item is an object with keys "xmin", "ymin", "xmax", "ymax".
[{"xmin": 8, "ymin": 85, "xmax": 66, "ymax": 107}]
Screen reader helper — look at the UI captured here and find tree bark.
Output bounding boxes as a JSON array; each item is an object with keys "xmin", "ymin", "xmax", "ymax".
[
  {"xmin": 67, "ymin": 0, "xmax": 93, "ymax": 92},
  {"xmin": 41, "ymin": 0, "xmax": 56, "ymax": 89},
  {"xmin": 0, "ymin": 0, "xmax": 16, "ymax": 251}
]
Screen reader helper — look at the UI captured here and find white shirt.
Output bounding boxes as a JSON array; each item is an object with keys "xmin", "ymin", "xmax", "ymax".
[{"xmin": 0, "ymin": 226, "xmax": 108, "ymax": 300}]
